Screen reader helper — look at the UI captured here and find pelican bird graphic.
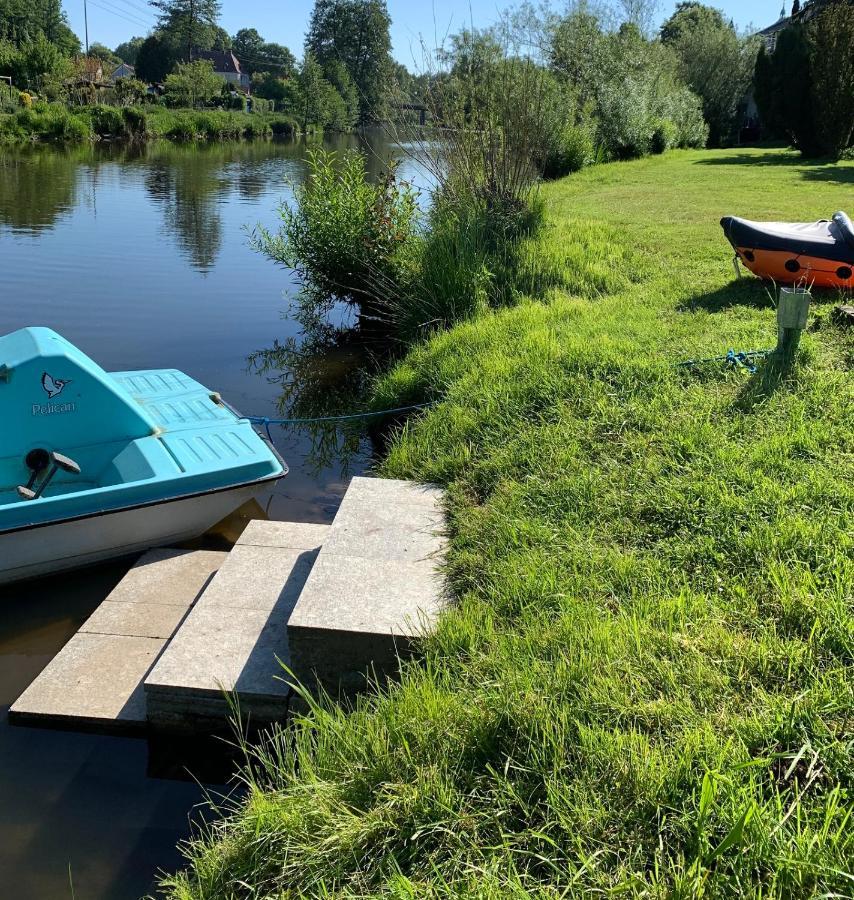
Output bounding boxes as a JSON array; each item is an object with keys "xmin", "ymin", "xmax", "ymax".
[{"xmin": 42, "ymin": 372, "xmax": 72, "ymax": 399}]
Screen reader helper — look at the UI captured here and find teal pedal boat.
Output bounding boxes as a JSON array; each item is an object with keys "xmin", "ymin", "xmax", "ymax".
[{"xmin": 0, "ymin": 327, "xmax": 287, "ymax": 585}]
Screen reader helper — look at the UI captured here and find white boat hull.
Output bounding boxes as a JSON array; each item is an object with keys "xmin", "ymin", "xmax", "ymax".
[{"xmin": 0, "ymin": 482, "xmax": 267, "ymax": 586}]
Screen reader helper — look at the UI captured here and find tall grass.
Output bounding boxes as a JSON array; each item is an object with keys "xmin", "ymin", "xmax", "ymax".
[{"xmin": 159, "ymin": 147, "xmax": 853, "ymax": 899}]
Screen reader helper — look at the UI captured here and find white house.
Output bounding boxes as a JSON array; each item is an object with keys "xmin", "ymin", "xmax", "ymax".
[
  {"xmin": 110, "ymin": 62, "xmax": 136, "ymax": 82},
  {"xmin": 192, "ymin": 50, "xmax": 251, "ymax": 92}
]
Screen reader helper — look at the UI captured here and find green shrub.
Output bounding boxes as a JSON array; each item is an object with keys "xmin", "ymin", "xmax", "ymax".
[
  {"xmin": 267, "ymin": 114, "xmax": 297, "ymax": 136},
  {"xmin": 253, "ymin": 149, "xmax": 418, "ymax": 320},
  {"xmin": 650, "ymin": 118, "xmax": 677, "ymax": 154},
  {"xmin": 539, "ymin": 122, "xmax": 595, "ymax": 179},
  {"xmin": 86, "ymin": 104, "xmax": 125, "ymax": 137},
  {"xmin": 121, "ymin": 105, "xmax": 147, "ymax": 136}
]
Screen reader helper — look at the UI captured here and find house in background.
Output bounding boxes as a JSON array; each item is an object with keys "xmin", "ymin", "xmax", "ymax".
[
  {"xmin": 110, "ymin": 62, "xmax": 136, "ymax": 82},
  {"xmin": 192, "ymin": 50, "xmax": 251, "ymax": 92},
  {"xmin": 756, "ymin": 5, "xmax": 791, "ymax": 53}
]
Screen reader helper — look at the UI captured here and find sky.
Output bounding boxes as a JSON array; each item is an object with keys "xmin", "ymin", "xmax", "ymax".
[{"xmin": 60, "ymin": 0, "xmax": 791, "ymax": 65}]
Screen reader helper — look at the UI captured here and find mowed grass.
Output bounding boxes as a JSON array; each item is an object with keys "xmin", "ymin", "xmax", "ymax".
[{"xmin": 161, "ymin": 148, "xmax": 853, "ymax": 899}]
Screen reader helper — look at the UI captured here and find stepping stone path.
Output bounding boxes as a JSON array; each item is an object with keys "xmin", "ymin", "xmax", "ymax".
[{"xmin": 9, "ymin": 478, "xmax": 448, "ymax": 734}]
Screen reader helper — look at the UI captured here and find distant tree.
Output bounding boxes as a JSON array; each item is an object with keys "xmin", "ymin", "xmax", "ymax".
[
  {"xmin": 753, "ymin": 24, "xmax": 816, "ymax": 152},
  {"xmin": 11, "ymin": 32, "xmax": 70, "ymax": 90},
  {"xmin": 257, "ymin": 42, "xmax": 295, "ymax": 75},
  {"xmin": 791, "ymin": 0, "xmax": 800, "ymax": 13},
  {"xmin": 114, "ymin": 36, "xmax": 144, "ymax": 64},
  {"xmin": 616, "ymin": 0, "xmax": 661, "ymax": 36},
  {"xmin": 305, "ymin": 0, "xmax": 392, "ymax": 123},
  {"xmin": 163, "ymin": 57, "xmax": 222, "ymax": 106},
  {"xmin": 660, "ymin": 2, "xmax": 758, "ymax": 145},
  {"xmin": 231, "ymin": 29, "xmax": 295, "ymax": 75},
  {"xmin": 135, "ymin": 32, "xmax": 178, "ymax": 82},
  {"xmin": 88, "ymin": 41, "xmax": 120, "ymax": 67},
  {"xmin": 323, "ymin": 58, "xmax": 358, "ymax": 125},
  {"xmin": 806, "ymin": 0, "xmax": 854, "ymax": 156},
  {"xmin": 0, "ymin": 0, "xmax": 80, "ymax": 54},
  {"xmin": 660, "ymin": 1, "xmax": 726, "ymax": 43},
  {"xmin": 251, "ymin": 70, "xmax": 303, "ymax": 112},
  {"xmin": 149, "ymin": 0, "xmax": 222, "ymax": 62},
  {"xmin": 231, "ymin": 27, "xmax": 264, "ymax": 69}
]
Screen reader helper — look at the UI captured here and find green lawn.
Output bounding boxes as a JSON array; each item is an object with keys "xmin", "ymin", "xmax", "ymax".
[{"xmin": 162, "ymin": 148, "xmax": 853, "ymax": 899}]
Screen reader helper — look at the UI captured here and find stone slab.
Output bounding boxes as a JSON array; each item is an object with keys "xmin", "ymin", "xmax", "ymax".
[
  {"xmin": 81, "ymin": 600, "xmax": 188, "ymax": 640},
  {"xmin": 287, "ymin": 478, "xmax": 448, "ymax": 696},
  {"xmin": 288, "ymin": 554, "xmax": 444, "ymax": 636},
  {"xmin": 321, "ymin": 502, "xmax": 445, "ymax": 564},
  {"xmin": 341, "ymin": 476, "xmax": 444, "ymax": 508},
  {"xmin": 144, "ymin": 538, "xmax": 321, "ymax": 728},
  {"xmin": 145, "ymin": 604, "xmax": 291, "ymax": 697},
  {"xmin": 8, "ymin": 549, "xmax": 228, "ymax": 734},
  {"xmin": 198, "ymin": 545, "xmax": 319, "ymax": 614},
  {"xmin": 237, "ymin": 520, "xmax": 330, "ymax": 550},
  {"xmin": 100, "ymin": 548, "xmax": 227, "ymax": 606},
  {"xmin": 9, "ymin": 632, "xmax": 166, "ymax": 732}
]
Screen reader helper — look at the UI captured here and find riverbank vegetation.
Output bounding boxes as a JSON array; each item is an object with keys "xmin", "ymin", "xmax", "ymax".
[
  {"xmin": 162, "ymin": 143, "xmax": 854, "ymax": 898},
  {"xmin": 0, "ymin": 100, "xmax": 298, "ymax": 142},
  {"xmin": 159, "ymin": 0, "xmax": 853, "ymax": 889}
]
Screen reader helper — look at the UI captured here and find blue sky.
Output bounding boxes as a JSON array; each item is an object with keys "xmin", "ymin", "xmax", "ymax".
[{"xmin": 61, "ymin": 0, "xmax": 791, "ymax": 65}]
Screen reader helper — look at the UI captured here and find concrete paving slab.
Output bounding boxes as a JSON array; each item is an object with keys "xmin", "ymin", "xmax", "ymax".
[
  {"xmin": 145, "ymin": 604, "xmax": 291, "ymax": 697},
  {"xmin": 144, "ymin": 538, "xmax": 318, "ymax": 729},
  {"xmin": 102, "ymin": 548, "xmax": 227, "ymax": 606},
  {"xmin": 81, "ymin": 600, "xmax": 188, "ymax": 640},
  {"xmin": 288, "ymin": 554, "xmax": 444, "ymax": 636},
  {"xmin": 199, "ymin": 545, "xmax": 319, "ymax": 614},
  {"xmin": 8, "ymin": 549, "xmax": 228, "ymax": 734},
  {"xmin": 321, "ymin": 503, "xmax": 445, "ymax": 563},
  {"xmin": 341, "ymin": 476, "xmax": 443, "ymax": 508},
  {"xmin": 237, "ymin": 520, "xmax": 330, "ymax": 550},
  {"xmin": 10, "ymin": 632, "xmax": 165, "ymax": 732},
  {"xmin": 287, "ymin": 478, "xmax": 448, "ymax": 696}
]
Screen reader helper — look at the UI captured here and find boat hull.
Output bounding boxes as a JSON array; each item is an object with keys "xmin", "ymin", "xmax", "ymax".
[{"xmin": 0, "ymin": 481, "xmax": 270, "ymax": 586}]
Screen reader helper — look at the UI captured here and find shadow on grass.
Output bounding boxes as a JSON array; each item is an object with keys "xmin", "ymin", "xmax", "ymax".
[
  {"xmin": 732, "ymin": 351, "xmax": 797, "ymax": 413},
  {"xmin": 693, "ymin": 153, "xmax": 853, "ymax": 186},
  {"xmin": 682, "ymin": 278, "xmax": 773, "ymax": 313},
  {"xmin": 685, "ymin": 279, "xmax": 850, "ymax": 313}
]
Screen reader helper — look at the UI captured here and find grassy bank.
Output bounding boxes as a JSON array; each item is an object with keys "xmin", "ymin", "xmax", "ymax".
[
  {"xmin": 0, "ymin": 102, "xmax": 300, "ymax": 143},
  {"xmin": 162, "ymin": 148, "xmax": 853, "ymax": 898}
]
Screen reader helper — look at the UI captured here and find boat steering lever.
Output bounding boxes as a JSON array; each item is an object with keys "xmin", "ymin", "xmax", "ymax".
[{"xmin": 17, "ymin": 451, "xmax": 82, "ymax": 501}]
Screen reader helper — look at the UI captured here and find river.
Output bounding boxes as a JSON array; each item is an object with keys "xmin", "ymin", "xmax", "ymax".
[{"xmin": 0, "ymin": 132, "xmax": 420, "ymax": 898}]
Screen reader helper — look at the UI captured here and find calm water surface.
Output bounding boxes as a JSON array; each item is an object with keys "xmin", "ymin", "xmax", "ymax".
[{"xmin": 0, "ymin": 133, "xmax": 416, "ymax": 898}]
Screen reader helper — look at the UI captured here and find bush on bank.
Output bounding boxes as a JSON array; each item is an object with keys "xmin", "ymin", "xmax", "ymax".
[{"xmin": 0, "ymin": 101, "xmax": 299, "ymax": 143}]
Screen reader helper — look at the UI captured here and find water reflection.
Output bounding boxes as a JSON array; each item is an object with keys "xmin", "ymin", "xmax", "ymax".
[{"xmin": 0, "ymin": 146, "xmax": 82, "ymax": 233}]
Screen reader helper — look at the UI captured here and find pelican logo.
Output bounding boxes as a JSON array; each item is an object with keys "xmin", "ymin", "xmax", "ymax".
[
  {"xmin": 42, "ymin": 372, "xmax": 71, "ymax": 399},
  {"xmin": 32, "ymin": 372, "xmax": 77, "ymax": 416}
]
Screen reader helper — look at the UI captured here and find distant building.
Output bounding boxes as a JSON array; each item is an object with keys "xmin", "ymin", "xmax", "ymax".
[
  {"xmin": 754, "ymin": 0, "xmax": 835, "ymax": 52},
  {"xmin": 756, "ymin": 6, "xmax": 790, "ymax": 53},
  {"xmin": 110, "ymin": 62, "xmax": 136, "ymax": 82},
  {"xmin": 192, "ymin": 50, "xmax": 251, "ymax": 92}
]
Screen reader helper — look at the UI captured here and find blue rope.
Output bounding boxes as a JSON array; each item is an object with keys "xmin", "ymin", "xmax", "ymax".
[
  {"xmin": 676, "ymin": 348, "xmax": 772, "ymax": 375},
  {"xmin": 246, "ymin": 401, "xmax": 436, "ymax": 441}
]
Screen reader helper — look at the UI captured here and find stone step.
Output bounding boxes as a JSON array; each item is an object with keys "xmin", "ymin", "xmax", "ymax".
[
  {"xmin": 287, "ymin": 477, "xmax": 447, "ymax": 697},
  {"xmin": 9, "ymin": 549, "xmax": 227, "ymax": 733},
  {"xmin": 143, "ymin": 520, "xmax": 329, "ymax": 731}
]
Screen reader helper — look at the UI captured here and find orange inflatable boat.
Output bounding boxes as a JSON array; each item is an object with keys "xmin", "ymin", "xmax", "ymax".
[{"xmin": 720, "ymin": 211, "xmax": 854, "ymax": 290}]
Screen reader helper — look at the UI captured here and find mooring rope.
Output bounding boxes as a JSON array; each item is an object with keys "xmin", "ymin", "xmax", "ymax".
[
  {"xmin": 676, "ymin": 348, "xmax": 772, "ymax": 375},
  {"xmin": 246, "ymin": 402, "xmax": 436, "ymax": 441}
]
